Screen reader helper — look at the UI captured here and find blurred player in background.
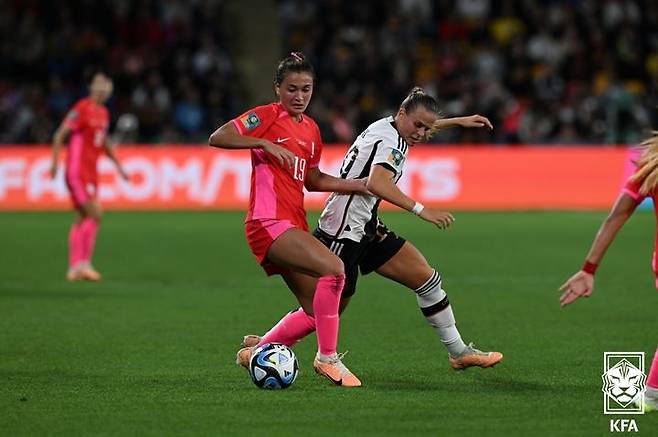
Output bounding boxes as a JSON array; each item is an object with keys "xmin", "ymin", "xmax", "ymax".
[
  {"xmin": 560, "ymin": 133, "xmax": 658, "ymax": 411},
  {"xmin": 50, "ymin": 72, "xmax": 129, "ymax": 281},
  {"xmin": 209, "ymin": 52, "xmax": 368, "ymax": 387},
  {"xmin": 239, "ymin": 87, "xmax": 503, "ymax": 375}
]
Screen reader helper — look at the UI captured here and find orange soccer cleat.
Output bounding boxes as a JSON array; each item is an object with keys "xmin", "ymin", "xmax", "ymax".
[
  {"xmin": 79, "ymin": 265, "xmax": 102, "ymax": 281},
  {"xmin": 313, "ymin": 352, "xmax": 362, "ymax": 387},
  {"xmin": 66, "ymin": 267, "xmax": 84, "ymax": 282},
  {"xmin": 241, "ymin": 335, "xmax": 261, "ymax": 348},
  {"xmin": 449, "ymin": 343, "xmax": 503, "ymax": 370},
  {"xmin": 236, "ymin": 346, "xmax": 255, "ymax": 368}
]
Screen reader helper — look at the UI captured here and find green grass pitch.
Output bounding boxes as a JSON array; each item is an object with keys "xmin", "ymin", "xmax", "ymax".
[{"xmin": 1, "ymin": 210, "xmax": 656, "ymax": 436}]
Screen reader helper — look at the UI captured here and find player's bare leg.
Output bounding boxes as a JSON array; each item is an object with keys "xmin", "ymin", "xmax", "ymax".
[
  {"xmin": 261, "ymin": 228, "xmax": 361, "ymax": 386},
  {"xmin": 376, "ymin": 241, "xmax": 502, "ymax": 369},
  {"xmin": 238, "ymin": 294, "xmax": 352, "ymax": 349}
]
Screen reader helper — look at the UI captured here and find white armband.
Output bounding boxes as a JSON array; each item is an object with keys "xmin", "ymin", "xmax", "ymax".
[{"xmin": 411, "ymin": 202, "xmax": 424, "ymax": 216}]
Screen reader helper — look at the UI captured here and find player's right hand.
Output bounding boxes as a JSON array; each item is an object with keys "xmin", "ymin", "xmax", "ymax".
[
  {"xmin": 50, "ymin": 161, "xmax": 58, "ymax": 179},
  {"xmin": 419, "ymin": 208, "xmax": 455, "ymax": 229},
  {"xmin": 261, "ymin": 140, "xmax": 296, "ymax": 168},
  {"xmin": 558, "ymin": 270, "xmax": 594, "ymax": 307}
]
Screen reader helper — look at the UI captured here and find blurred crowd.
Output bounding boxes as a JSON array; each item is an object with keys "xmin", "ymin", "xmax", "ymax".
[
  {"xmin": 1, "ymin": 0, "xmax": 657, "ymax": 145},
  {"xmin": 0, "ymin": 0, "xmax": 239, "ymax": 144},
  {"xmin": 284, "ymin": 0, "xmax": 658, "ymax": 144}
]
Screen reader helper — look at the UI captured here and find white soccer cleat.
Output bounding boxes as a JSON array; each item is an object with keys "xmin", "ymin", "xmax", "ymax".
[{"xmin": 636, "ymin": 388, "xmax": 658, "ymax": 412}]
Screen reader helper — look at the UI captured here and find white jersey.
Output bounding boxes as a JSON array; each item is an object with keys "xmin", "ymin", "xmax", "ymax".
[{"xmin": 318, "ymin": 116, "xmax": 409, "ymax": 242}]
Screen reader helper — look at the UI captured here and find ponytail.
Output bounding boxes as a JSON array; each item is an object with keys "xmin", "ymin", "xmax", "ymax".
[{"xmin": 630, "ymin": 132, "xmax": 658, "ymax": 196}]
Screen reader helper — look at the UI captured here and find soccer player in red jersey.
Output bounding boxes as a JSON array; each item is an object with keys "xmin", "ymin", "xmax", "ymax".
[
  {"xmin": 208, "ymin": 53, "xmax": 368, "ymax": 387},
  {"xmin": 50, "ymin": 73, "xmax": 129, "ymax": 282},
  {"xmin": 560, "ymin": 133, "xmax": 658, "ymax": 411}
]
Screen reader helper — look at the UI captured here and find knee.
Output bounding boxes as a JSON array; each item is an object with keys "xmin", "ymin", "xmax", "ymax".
[
  {"xmin": 91, "ymin": 207, "xmax": 103, "ymax": 222},
  {"xmin": 321, "ymin": 256, "xmax": 344, "ymax": 277},
  {"xmin": 89, "ymin": 212, "xmax": 102, "ymax": 223}
]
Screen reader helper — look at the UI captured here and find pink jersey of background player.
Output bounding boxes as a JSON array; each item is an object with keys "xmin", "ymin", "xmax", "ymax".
[
  {"xmin": 230, "ymin": 102, "xmax": 322, "ymax": 226},
  {"xmin": 64, "ymin": 96, "xmax": 109, "ymax": 192},
  {"xmin": 50, "ymin": 72, "xmax": 128, "ymax": 282}
]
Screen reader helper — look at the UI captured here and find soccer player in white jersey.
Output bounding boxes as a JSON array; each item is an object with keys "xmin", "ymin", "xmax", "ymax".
[{"xmin": 237, "ymin": 87, "xmax": 502, "ymax": 379}]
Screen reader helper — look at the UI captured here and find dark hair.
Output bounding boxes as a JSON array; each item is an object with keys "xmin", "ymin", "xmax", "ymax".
[
  {"xmin": 274, "ymin": 52, "xmax": 315, "ymax": 85},
  {"xmin": 400, "ymin": 87, "xmax": 439, "ymax": 114}
]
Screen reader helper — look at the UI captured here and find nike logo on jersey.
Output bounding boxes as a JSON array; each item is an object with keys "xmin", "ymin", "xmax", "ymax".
[{"xmin": 276, "ymin": 137, "xmax": 290, "ymax": 143}]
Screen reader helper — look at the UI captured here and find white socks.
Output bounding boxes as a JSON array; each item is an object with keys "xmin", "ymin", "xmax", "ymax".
[{"xmin": 414, "ymin": 269, "xmax": 467, "ymax": 357}]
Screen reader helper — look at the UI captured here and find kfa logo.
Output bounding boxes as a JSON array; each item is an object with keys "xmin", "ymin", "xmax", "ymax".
[
  {"xmin": 609, "ymin": 419, "xmax": 638, "ymax": 433},
  {"xmin": 602, "ymin": 352, "xmax": 647, "ymax": 414}
]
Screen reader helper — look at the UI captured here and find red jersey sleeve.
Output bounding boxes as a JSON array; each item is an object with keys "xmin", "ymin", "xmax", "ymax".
[
  {"xmin": 309, "ymin": 122, "xmax": 323, "ymax": 169},
  {"xmin": 230, "ymin": 104, "xmax": 278, "ymax": 138},
  {"xmin": 63, "ymin": 100, "xmax": 86, "ymax": 131},
  {"xmin": 622, "ymin": 175, "xmax": 647, "ymax": 202}
]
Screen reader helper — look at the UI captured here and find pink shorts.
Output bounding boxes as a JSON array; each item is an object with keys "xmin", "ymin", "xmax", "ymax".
[
  {"xmin": 65, "ymin": 174, "xmax": 96, "ymax": 209},
  {"xmin": 245, "ymin": 218, "xmax": 308, "ymax": 276}
]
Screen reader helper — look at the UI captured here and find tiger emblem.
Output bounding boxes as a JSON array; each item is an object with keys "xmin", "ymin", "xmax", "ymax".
[{"xmin": 602, "ymin": 359, "xmax": 647, "ymax": 407}]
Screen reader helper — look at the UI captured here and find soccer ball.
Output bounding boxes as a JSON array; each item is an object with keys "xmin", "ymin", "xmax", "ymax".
[{"xmin": 249, "ymin": 343, "xmax": 299, "ymax": 389}]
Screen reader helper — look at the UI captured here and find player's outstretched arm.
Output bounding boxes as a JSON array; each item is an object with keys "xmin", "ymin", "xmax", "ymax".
[
  {"xmin": 559, "ymin": 193, "xmax": 638, "ymax": 307},
  {"xmin": 366, "ymin": 164, "xmax": 454, "ymax": 229},
  {"xmin": 209, "ymin": 122, "xmax": 294, "ymax": 168},
  {"xmin": 50, "ymin": 123, "xmax": 71, "ymax": 179},
  {"xmin": 304, "ymin": 168, "xmax": 369, "ymax": 194},
  {"xmin": 103, "ymin": 139, "xmax": 129, "ymax": 181},
  {"xmin": 426, "ymin": 114, "xmax": 493, "ymax": 140}
]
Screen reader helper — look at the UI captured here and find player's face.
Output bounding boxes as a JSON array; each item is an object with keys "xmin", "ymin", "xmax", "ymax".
[
  {"xmin": 90, "ymin": 75, "xmax": 114, "ymax": 103},
  {"xmin": 396, "ymin": 107, "xmax": 437, "ymax": 145},
  {"xmin": 276, "ymin": 72, "xmax": 313, "ymax": 116}
]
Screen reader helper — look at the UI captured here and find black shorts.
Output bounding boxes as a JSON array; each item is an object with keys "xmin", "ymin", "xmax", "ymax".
[{"xmin": 313, "ymin": 221, "xmax": 406, "ymax": 298}]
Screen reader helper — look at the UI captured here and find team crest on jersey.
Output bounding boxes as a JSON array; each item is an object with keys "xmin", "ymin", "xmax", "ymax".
[
  {"xmin": 387, "ymin": 149, "xmax": 404, "ymax": 167},
  {"xmin": 240, "ymin": 112, "xmax": 260, "ymax": 130}
]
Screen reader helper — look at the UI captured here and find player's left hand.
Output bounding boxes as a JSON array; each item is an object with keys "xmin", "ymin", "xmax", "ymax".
[
  {"xmin": 459, "ymin": 114, "xmax": 493, "ymax": 130},
  {"xmin": 558, "ymin": 270, "xmax": 594, "ymax": 307}
]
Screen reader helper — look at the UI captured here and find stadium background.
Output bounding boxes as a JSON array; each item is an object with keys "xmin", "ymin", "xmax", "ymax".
[{"xmin": 1, "ymin": 1, "xmax": 656, "ymax": 436}]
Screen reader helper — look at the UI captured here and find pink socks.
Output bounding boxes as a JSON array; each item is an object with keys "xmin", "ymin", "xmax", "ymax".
[
  {"xmin": 68, "ymin": 222, "xmax": 83, "ymax": 268},
  {"xmin": 68, "ymin": 218, "xmax": 99, "ymax": 269},
  {"xmin": 79, "ymin": 218, "xmax": 99, "ymax": 264},
  {"xmin": 254, "ymin": 275, "xmax": 345, "ymax": 356},
  {"xmin": 257, "ymin": 308, "xmax": 316, "ymax": 348},
  {"xmin": 313, "ymin": 274, "xmax": 345, "ymax": 356}
]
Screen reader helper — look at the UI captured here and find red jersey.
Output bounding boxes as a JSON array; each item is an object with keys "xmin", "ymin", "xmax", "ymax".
[
  {"xmin": 622, "ymin": 175, "xmax": 658, "ymax": 277},
  {"xmin": 64, "ymin": 97, "xmax": 110, "ymax": 183},
  {"xmin": 231, "ymin": 102, "xmax": 323, "ymax": 225}
]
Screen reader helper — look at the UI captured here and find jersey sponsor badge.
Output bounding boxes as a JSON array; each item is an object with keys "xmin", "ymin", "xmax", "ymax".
[
  {"xmin": 240, "ymin": 112, "xmax": 261, "ymax": 130},
  {"xmin": 387, "ymin": 149, "xmax": 404, "ymax": 167}
]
